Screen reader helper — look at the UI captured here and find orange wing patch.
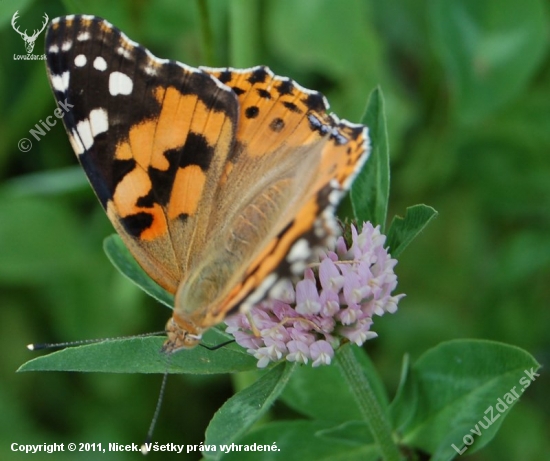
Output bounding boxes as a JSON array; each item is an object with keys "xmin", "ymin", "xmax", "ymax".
[
  {"xmin": 203, "ymin": 66, "xmax": 325, "ymax": 157},
  {"xmin": 169, "ymin": 165, "xmax": 206, "ymax": 218}
]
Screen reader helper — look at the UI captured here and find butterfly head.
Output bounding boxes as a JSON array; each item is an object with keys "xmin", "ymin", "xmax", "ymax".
[{"xmin": 162, "ymin": 316, "xmax": 203, "ymax": 352}]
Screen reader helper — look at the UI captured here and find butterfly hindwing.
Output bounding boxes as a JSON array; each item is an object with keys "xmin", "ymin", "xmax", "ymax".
[{"xmin": 182, "ymin": 67, "xmax": 370, "ymax": 323}]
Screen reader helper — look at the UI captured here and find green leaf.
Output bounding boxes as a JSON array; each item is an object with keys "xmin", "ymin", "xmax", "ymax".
[
  {"xmin": 0, "ymin": 166, "xmax": 88, "ymax": 198},
  {"xmin": 282, "ymin": 346, "xmax": 388, "ymax": 424},
  {"xmin": 103, "ymin": 234, "xmax": 174, "ymax": 308},
  {"xmin": 19, "ymin": 330, "xmax": 257, "ymax": 374},
  {"xmin": 429, "ymin": 0, "xmax": 547, "ymax": 123},
  {"xmin": 204, "ymin": 362, "xmax": 296, "ymax": 460},
  {"xmin": 392, "ymin": 339, "xmax": 540, "ymax": 460},
  {"xmin": 316, "ymin": 420, "xmax": 374, "ymax": 447},
  {"xmin": 386, "ymin": 204, "xmax": 438, "ymax": 257},
  {"xmin": 351, "ymin": 87, "xmax": 390, "ymax": 229},
  {"xmin": 389, "ymin": 354, "xmax": 417, "ymax": 433},
  {"xmin": 221, "ymin": 420, "xmax": 379, "ymax": 461}
]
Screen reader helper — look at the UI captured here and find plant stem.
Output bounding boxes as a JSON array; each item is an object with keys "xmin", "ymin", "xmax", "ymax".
[
  {"xmin": 228, "ymin": 0, "xmax": 259, "ymax": 67},
  {"xmin": 196, "ymin": 0, "xmax": 215, "ymax": 66},
  {"xmin": 336, "ymin": 345, "xmax": 402, "ymax": 461}
]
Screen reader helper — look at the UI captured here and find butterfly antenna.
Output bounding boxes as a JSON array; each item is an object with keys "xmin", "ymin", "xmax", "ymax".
[
  {"xmin": 141, "ymin": 371, "xmax": 169, "ymax": 455},
  {"xmin": 27, "ymin": 331, "xmax": 167, "ymax": 351}
]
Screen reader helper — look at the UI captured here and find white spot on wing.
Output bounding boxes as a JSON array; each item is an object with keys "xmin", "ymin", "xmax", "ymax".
[
  {"xmin": 90, "ymin": 108, "xmax": 109, "ymax": 136},
  {"xmin": 69, "ymin": 129, "xmax": 84, "ymax": 155},
  {"xmin": 74, "ymin": 54, "xmax": 87, "ymax": 67},
  {"xmin": 70, "ymin": 109, "xmax": 109, "ymax": 155},
  {"xmin": 291, "ymin": 261, "xmax": 307, "ymax": 275},
  {"xmin": 93, "ymin": 56, "xmax": 107, "ymax": 71},
  {"xmin": 50, "ymin": 72, "xmax": 70, "ymax": 92},
  {"xmin": 76, "ymin": 120, "xmax": 94, "ymax": 151},
  {"xmin": 116, "ymin": 46, "xmax": 132, "ymax": 59},
  {"xmin": 48, "ymin": 44, "xmax": 59, "ymax": 53},
  {"xmin": 144, "ymin": 66, "xmax": 157, "ymax": 76},
  {"xmin": 314, "ymin": 212, "xmax": 333, "ymax": 238},
  {"xmin": 328, "ymin": 189, "xmax": 342, "ymax": 205},
  {"xmin": 109, "ymin": 71, "xmax": 133, "ymax": 96},
  {"xmin": 61, "ymin": 40, "xmax": 73, "ymax": 51},
  {"xmin": 286, "ymin": 238, "xmax": 311, "ymax": 263},
  {"xmin": 77, "ymin": 31, "xmax": 90, "ymax": 41}
]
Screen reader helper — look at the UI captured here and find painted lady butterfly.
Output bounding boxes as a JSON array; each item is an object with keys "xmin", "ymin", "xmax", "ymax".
[{"xmin": 45, "ymin": 15, "xmax": 370, "ymax": 353}]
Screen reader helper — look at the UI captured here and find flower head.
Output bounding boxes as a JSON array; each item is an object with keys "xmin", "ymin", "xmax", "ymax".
[{"xmin": 225, "ymin": 222, "xmax": 404, "ymax": 367}]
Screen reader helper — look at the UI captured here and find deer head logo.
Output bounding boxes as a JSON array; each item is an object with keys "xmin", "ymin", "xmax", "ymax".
[{"xmin": 12, "ymin": 11, "xmax": 49, "ymax": 54}]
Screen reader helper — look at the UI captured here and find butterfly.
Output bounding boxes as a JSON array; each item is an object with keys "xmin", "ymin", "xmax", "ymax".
[{"xmin": 45, "ymin": 15, "xmax": 370, "ymax": 353}]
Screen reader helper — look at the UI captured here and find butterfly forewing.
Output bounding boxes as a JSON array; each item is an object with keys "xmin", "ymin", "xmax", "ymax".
[{"xmin": 46, "ymin": 16, "xmax": 239, "ymax": 295}]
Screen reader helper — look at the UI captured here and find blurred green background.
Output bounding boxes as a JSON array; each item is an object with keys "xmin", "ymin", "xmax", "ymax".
[{"xmin": 0, "ymin": 0, "xmax": 548, "ymax": 459}]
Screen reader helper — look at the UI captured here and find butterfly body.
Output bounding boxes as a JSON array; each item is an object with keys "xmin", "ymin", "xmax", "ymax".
[{"xmin": 45, "ymin": 15, "xmax": 370, "ymax": 352}]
